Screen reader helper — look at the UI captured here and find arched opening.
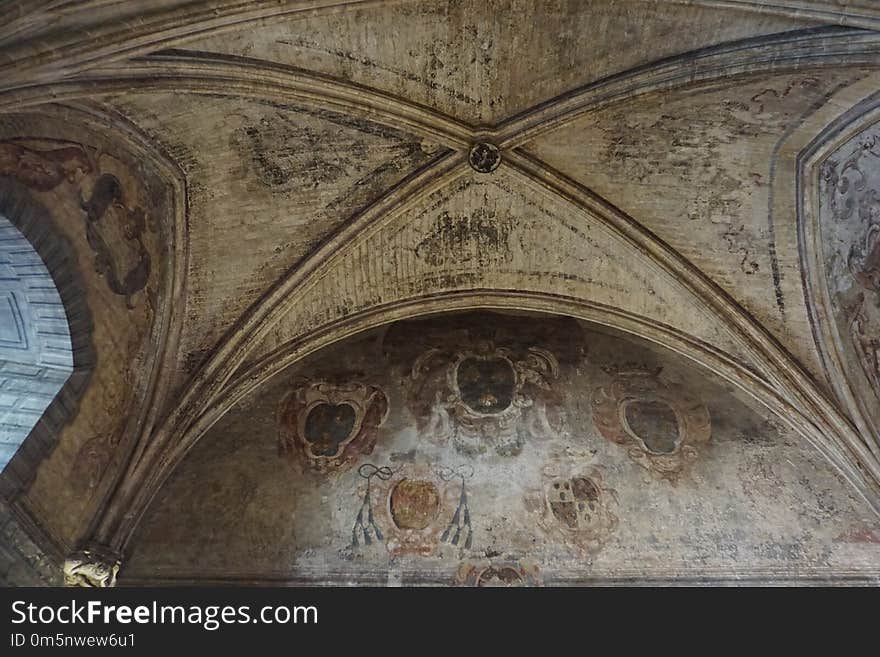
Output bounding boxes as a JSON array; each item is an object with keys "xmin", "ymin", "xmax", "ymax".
[
  {"xmin": 0, "ymin": 179, "xmax": 93, "ymax": 499},
  {"xmin": 0, "ymin": 213, "xmax": 72, "ymax": 471}
]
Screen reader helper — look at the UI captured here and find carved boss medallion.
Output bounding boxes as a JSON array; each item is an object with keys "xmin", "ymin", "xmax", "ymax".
[
  {"xmin": 468, "ymin": 142, "xmax": 501, "ymax": 173},
  {"xmin": 409, "ymin": 340, "xmax": 563, "ymax": 457},
  {"xmin": 591, "ymin": 369, "xmax": 711, "ymax": 482},
  {"xmin": 526, "ymin": 460, "xmax": 618, "ymax": 556},
  {"xmin": 278, "ymin": 381, "xmax": 389, "ymax": 473}
]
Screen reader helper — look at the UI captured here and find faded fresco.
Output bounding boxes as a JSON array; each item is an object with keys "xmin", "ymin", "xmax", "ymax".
[
  {"xmin": 105, "ymin": 94, "xmax": 439, "ymax": 388},
  {"xmin": 592, "ymin": 368, "xmax": 712, "ymax": 482},
  {"xmin": 396, "ymin": 316, "xmax": 571, "ymax": 457},
  {"xmin": 124, "ymin": 313, "xmax": 880, "ymax": 584},
  {"xmin": 525, "ymin": 70, "xmax": 876, "ymax": 378},
  {"xmin": 0, "ymin": 113, "xmax": 170, "ymax": 548},
  {"xmin": 278, "ymin": 380, "xmax": 388, "ymax": 473},
  {"xmin": 6, "ymin": 1, "xmax": 880, "ymax": 588},
  {"xmin": 819, "ymin": 122, "xmax": 880, "ymax": 431}
]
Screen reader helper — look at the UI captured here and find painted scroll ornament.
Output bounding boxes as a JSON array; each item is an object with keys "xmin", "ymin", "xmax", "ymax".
[
  {"xmin": 591, "ymin": 369, "xmax": 711, "ymax": 482},
  {"xmin": 278, "ymin": 380, "xmax": 388, "ymax": 473},
  {"xmin": 847, "ymin": 221, "xmax": 880, "ymax": 398},
  {"xmin": 81, "ymin": 171, "xmax": 151, "ymax": 309},
  {"xmin": 454, "ymin": 559, "xmax": 541, "ymax": 587},
  {"xmin": 0, "ymin": 139, "xmax": 154, "ymax": 308},
  {"xmin": 0, "ymin": 138, "xmax": 92, "ymax": 191},
  {"xmin": 811, "ymin": 129, "xmax": 880, "ymax": 429},
  {"xmin": 409, "ymin": 340, "xmax": 562, "ymax": 457}
]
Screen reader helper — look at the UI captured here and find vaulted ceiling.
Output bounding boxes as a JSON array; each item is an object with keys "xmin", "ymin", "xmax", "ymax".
[{"xmin": 0, "ymin": 0, "xmax": 879, "ymax": 585}]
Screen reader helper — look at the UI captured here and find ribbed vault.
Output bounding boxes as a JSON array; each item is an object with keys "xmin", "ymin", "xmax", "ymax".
[{"xmin": 0, "ymin": 0, "xmax": 879, "ymax": 585}]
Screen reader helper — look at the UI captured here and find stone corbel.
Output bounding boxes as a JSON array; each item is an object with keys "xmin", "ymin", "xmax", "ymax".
[{"xmin": 63, "ymin": 545, "xmax": 122, "ymax": 587}]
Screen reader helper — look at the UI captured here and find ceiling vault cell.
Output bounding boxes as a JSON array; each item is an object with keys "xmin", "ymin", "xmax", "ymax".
[
  {"xmin": 798, "ymin": 92, "xmax": 880, "ymax": 463},
  {"xmin": 1, "ymin": 1, "xmax": 880, "ymax": 91},
  {"xmin": 0, "ymin": 102, "xmax": 186, "ymax": 584}
]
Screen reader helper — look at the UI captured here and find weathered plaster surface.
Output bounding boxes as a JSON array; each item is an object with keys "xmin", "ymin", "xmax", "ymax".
[
  {"xmin": 525, "ymin": 69, "xmax": 880, "ymax": 381},
  {"xmin": 189, "ymin": 0, "xmax": 814, "ymax": 126},
  {"xmin": 1, "ymin": 2, "xmax": 879, "ymax": 585},
  {"xmin": 103, "ymin": 93, "xmax": 437, "ymax": 387},
  {"xmin": 125, "ymin": 314, "xmax": 880, "ymax": 585}
]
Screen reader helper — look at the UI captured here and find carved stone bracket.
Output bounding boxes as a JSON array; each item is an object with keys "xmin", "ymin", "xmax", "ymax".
[{"xmin": 63, "ymin": 545, "xmax": 122, "ymax": 587}]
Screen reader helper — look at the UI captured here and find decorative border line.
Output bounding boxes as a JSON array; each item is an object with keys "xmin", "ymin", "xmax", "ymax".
[{"xmin": 117, "ymin": 562, "xmax": 880, "ymax": 587}]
